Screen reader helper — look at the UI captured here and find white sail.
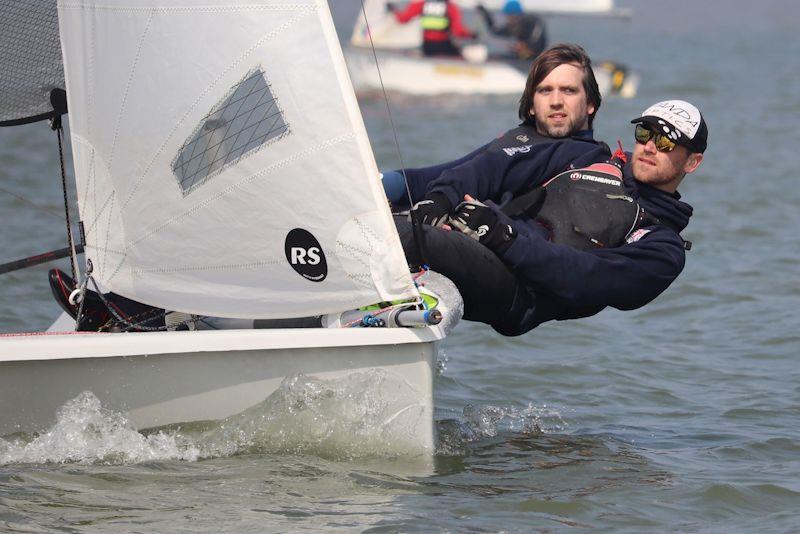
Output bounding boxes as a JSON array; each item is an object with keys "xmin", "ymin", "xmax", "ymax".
[{"xmin": 57, "ymin": 0, "xmax": 418, "ymax": 319}]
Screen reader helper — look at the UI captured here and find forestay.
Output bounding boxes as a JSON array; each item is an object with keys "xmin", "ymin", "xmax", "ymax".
[{"xmin": 57, "ymin": 0, "xmax": 418, "ymax": 319}]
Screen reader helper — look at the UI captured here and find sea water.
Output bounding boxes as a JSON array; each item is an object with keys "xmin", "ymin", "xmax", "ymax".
[{"xmin": 1, "ymin": 0, "xmax": 799, "ymax": 530}]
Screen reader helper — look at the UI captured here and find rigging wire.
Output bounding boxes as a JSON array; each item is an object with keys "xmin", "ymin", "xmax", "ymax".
[
  {"xmin": 358, "ymin": 0, "xmax": 415, "ymax": 208},
  {"xmin": 357, "ymin": 0, "xmax": 429, "ymax": 266},
  {"xmin": 0, "ymin": 185, "xmax": 63, "ymax": 220}
]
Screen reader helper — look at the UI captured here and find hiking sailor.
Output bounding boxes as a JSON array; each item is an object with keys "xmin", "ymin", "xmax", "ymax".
[{"xmin": 397, "ymin": 99, "xmax": 708, "ymax": 336}]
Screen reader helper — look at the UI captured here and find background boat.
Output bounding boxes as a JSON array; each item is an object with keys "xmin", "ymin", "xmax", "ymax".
[{"xmin": 345, "ymin": 0, "xmax": 638, "ymax": 97}]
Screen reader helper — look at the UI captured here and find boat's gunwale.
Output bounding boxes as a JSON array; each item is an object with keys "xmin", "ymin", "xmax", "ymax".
[{"xmin": 0, "ymin": 325, "xmax": 443, "ymax": 363}]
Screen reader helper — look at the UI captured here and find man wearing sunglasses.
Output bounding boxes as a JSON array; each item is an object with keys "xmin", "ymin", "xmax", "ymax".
[{"xmin": 398, "ymin": 99, "xmax": 708, "ymax": 336}]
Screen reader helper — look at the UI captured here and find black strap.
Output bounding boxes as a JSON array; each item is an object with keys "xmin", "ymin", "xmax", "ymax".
[{"xmin": 500, "ymin": 186, "xmax": 545, "ymax": 218}]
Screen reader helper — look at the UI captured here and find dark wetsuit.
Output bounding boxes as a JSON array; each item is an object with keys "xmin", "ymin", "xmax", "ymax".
[
  {"xmin": 396, "ymin": 132, "xmax": 693, "ymax": 336},
  {"xmin": 391, "ymin": 125, "xmax": 594, "ymax": 210}
]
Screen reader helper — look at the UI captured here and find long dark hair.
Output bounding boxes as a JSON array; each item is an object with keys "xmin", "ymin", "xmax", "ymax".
[{"xmin": 517, "ymin": 43, "xmax": 601, "ymax": 128}]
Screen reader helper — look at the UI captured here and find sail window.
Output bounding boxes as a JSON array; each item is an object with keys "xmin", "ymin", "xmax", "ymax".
[{"xmin": 172, "ymin": 68, "xmax": 289, "ymax": 195}]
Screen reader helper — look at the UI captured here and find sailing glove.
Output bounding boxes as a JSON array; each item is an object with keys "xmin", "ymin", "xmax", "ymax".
[
  {"xmin": 410, "ymin": 192, "xmax": 452, "ymax": 227},
  {"xmin": 451, "ymin": 198, "xmax": 517, "ymax": 255}
]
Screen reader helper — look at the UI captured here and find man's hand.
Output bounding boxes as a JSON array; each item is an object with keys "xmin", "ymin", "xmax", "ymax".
[
  {"xmin": 450, "ymin": 195, "xmax": 517, "ymax": 254},
  {"xmin": 410, "ymin": 192, "xmax": 452, "ymax": 227}
]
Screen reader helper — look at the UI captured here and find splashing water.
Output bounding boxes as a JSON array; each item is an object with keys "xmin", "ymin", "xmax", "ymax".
[
  {"xmin": 198, "ymin": 370, "xmax": 428, "ymax": 460},
  {"xmin": 436, "ymin": 403, "xmax": 567, "ymax": 456},
  {"xmin": 0, "ymin": 370, "xmax": 432, "ymax": 465},
  {"xmin": 0, "ymin": 392, "xmax": 199, "ymax": 465}
]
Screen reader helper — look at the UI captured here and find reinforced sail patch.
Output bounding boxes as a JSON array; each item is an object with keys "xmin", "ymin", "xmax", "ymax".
[{"xmin": 171, "ymin": 68, "xmax": 290, "ymax": 195}]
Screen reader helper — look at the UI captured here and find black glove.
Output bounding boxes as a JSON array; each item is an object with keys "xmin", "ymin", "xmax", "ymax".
[
  {"xmin": 410, "ymin": 192, "xmax": 452, "ymax": 227},
  {"xmin": 451, "ymin": 198, "xmax": 517, "ymax": 254},
  {"xmin": 386, "ymin": 2, "xmax": 397, "ymax": 12}
]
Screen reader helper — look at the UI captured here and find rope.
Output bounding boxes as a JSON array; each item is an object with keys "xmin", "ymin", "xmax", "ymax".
[
  {"xmin": 86, "ymin": 276, "xmax": 169, "ymax": 332},
  {"xmin": 54, "ymin": 119, "xmax": 81, "ymax": 283}
]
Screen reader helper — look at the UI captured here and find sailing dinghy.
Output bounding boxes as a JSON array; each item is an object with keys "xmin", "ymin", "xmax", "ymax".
[
  {"xmin": 0, "ymin": 0, "xmax": 457, "ymax": 455},
  {"xmin": 345, "ymin": 0, "xmax": 639, "ymax": 98}
]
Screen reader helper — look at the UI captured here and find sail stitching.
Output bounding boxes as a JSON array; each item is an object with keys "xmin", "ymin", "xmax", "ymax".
[
  {"xmin": 70, "ymin": 138, "xmax": 114, "ymax": 241},
  {"xmin": 87, "ymin": 12, "xmax": 96, "ymax": 142},
  {"xmin": 335, "ymin": 217, "xmax": 386, "ymax": 289},
  {"xmin": 118, "ymin": 6, "xmax": 315, "ymax": 210},
  {"xmin": 129, "ymin": 132, "xmax": 356, "ymax": 248},
  {"xmin": 131, "ymin": 258, "xmax": 284, "ymax": 275},
  {"xmin": 107, "ymin": 8, "xmax": 154, "ymax": 178},
  {"xmin": 100, "ymin": 193, "xmax": 118, "ymax": 278},
  {"xmin": 79, "ymin": 149, "xmax": 94, "ymax": 220},
  {"xmin": 335, "ymin": 242, "xmax": 373, "ymax": 289},
  {"xmin": 59, "ymin": 4, "xmax": 314, "ymax": 14}
]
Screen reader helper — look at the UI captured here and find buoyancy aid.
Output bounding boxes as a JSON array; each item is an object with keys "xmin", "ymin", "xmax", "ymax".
[
  {"xmin": 501, "ymin": 159, "xmax": 661, "ymax": 251},
  {"xmin": 421, "ymin": 0, "xmax": 451, "ymax": 31}
]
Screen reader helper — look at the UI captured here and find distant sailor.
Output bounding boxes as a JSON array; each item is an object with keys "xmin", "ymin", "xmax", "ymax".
[
  {"xmin": 476, "ymin": 0, "xmax": 548, "ymax": 61},
  {"xmin": 387, "ymin": 0, "xmax": 477, "ymax": 57}
]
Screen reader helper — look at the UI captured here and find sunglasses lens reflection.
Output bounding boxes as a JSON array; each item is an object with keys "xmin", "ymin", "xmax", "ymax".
[{"xmin": 634, "ymin": 124, "xmax": 676, "ymax": 153}]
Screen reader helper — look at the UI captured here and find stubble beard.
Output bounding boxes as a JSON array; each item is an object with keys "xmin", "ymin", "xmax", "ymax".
[
  {"xmin": 632, "ymin": 159, "xmax": 682, "ymax": 189},
  {"xmin": 535, "ymin": 115, "xmax": 581, "ymax": 139}
]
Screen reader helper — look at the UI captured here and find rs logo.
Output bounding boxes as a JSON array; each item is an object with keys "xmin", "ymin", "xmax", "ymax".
[
  {"xmin": 290, "ymin": 247, "xmax": 321, "ymax": 265},
  {"xmin": 285, "ymin": 229, "xmax": 327, "ymax": 282}
]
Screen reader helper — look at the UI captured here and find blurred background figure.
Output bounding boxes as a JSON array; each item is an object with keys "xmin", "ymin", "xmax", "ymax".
[
  {"xmin": 477, "ymin": 0, "xmax": 548, "ymax": 60},
  {"xmin": 387, "ymin": 0, "xmax": 477, "ymax": 57}
]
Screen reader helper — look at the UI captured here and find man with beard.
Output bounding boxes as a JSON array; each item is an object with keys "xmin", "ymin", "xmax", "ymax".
[
  {"xmin": 398, "ymin": 100, "xmax": 708, "ymax": 336},
  {"xmin": 382, "ymin": 43, "xmax": 601, "ymax": 206}
]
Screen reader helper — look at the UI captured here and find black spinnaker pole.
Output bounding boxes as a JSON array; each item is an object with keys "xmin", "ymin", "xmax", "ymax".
[{"xmin": 0, "ymin": 245, "xmax": 84, "ymax": 275}]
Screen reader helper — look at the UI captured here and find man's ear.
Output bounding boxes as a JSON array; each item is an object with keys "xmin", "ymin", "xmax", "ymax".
[{"xmin": 684, "ymin": 152, "xmax": 703, "ymax": 174}]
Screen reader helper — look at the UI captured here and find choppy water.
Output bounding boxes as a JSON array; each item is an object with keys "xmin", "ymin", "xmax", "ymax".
[{"xmin": 2, "ymin": 0, "xmax": 800, "ymax": 531}]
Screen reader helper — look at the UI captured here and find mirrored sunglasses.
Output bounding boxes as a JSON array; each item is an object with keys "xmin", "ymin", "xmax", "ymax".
[{"xmin": 634, "ymin": 123, "xmax": 678, "ymax": 153}]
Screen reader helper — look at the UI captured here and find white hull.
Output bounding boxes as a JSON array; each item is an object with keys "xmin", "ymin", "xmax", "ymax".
[
  {"xmin": 0, "ymin": 323, "xmax": 441, "ymax": 454},
  {"xmin": 345, "ymin": 48, "xmax": 639, "ymax": 98}
]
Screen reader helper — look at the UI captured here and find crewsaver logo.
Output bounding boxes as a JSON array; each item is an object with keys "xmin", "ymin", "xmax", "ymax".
[{"xmin": 285, "ymin": 228, "xmax": 327, "ymax": 282}]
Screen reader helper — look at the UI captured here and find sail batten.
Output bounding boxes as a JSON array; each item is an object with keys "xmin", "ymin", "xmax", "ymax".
[{"xmin": 58, "ymin": 0, "xmax": 418, "ymax": 319}]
